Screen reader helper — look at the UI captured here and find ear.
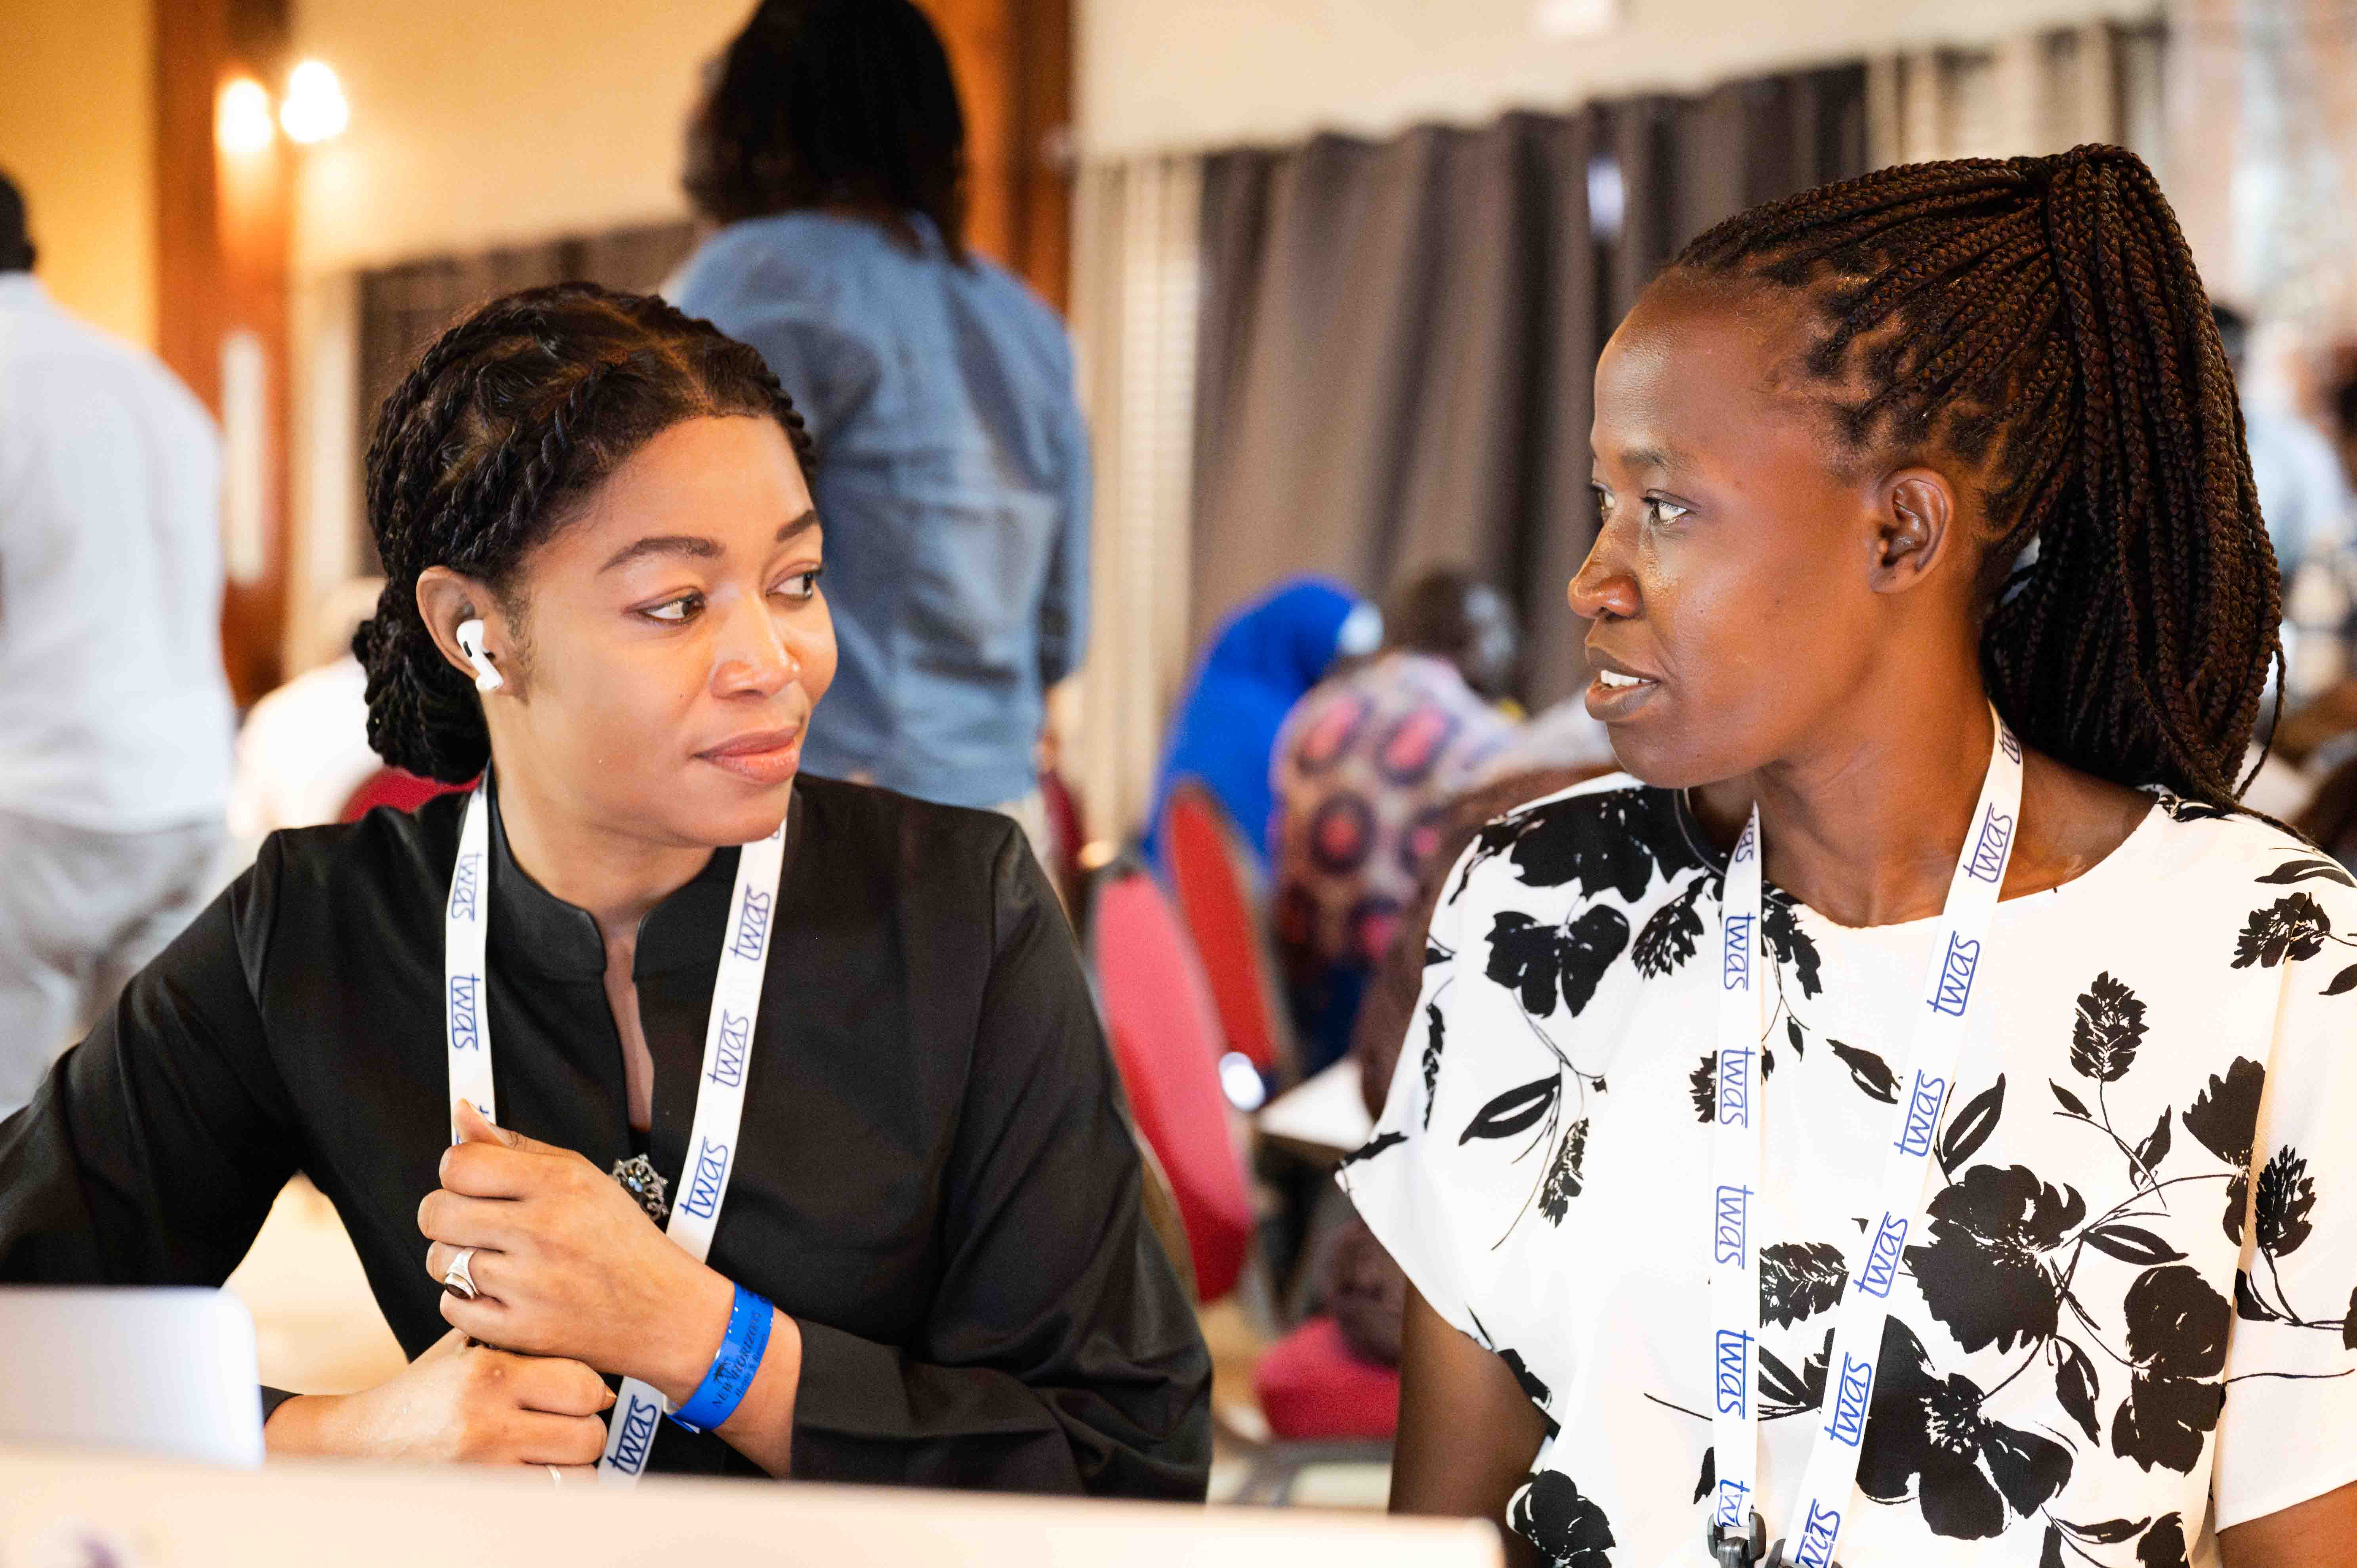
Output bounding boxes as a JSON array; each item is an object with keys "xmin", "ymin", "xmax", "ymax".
[
  {"xmin": 1866, "ymin": 468, "xmax": 1961, "ymax": 597},
  {"xmin": 415, "ymin": 567, "xmax": 515, "ymax": 695}
]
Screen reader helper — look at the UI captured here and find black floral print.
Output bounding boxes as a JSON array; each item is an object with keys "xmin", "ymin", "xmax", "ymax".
[
  {"xmin": 2136, "ymin": 1514, "xmax": 2189, "ymax": 1568},
  {"xmin": 1509, "ymin": 1471, "xmax": 1616, "ymax": 1568},
  {"xmin": 2071, "ymin": 973, "xmax": 2146, "ymax": 1081},
  {"xmin": 1908, "ymin": 1164, "xmax": 2084, "ymax": 1353},
  {"xmin": 1830, "ymin": 1040, "xmax": 1899, "ymax": 1103},
  {"xmin": 1762, "ymin": 887, "xmax": 1823, "ymax": 1000},
  {"xmin": 2232, "ymin": 893, "xmax": 2331, "ymax": 969},
  {"xmin": 1687, "ymin": 1047, "xmax": 1773, "ymax": 1124},
  {"xmin": 2254, "ymin": 1149, "xmax": 2317, "ymax": 1256},
  {"xmin": 2180, "ymin": 1057, "xmax": 2265, "ymax": 1244},
  {"xmin": 2112, "ymin": 1265, "xmax": 2231, "ymax": 1473},
  {"xmin": 1632, "ymin": 874, "xmax": 1710, "ymax": 978},
  {"xmin": 1538, "ymin": 1120, "xmax": 1590, "ymax": 1223},
  {"xmin": 1485, "ymin": 906, "xmax": 1629, "ymax": 1019},
  {"xmin": 1456, "ymin": 787, "xmax": 1700, "ymax": 906},
  {"xmin": 1340, "ymin": 779, "xmax": 2357, "ymax": 1568},
  {"xmin": 1419, "ymin": 1001, "xmax": 1445, "ymax": 1129},
  {"xmin": 1759, "ymin": 1241, "xmax": 1848, "ymax": 1327},
  {"xmin": 1858, "ymin": 1318, "xmax": 2073, "ymax": 1538}
]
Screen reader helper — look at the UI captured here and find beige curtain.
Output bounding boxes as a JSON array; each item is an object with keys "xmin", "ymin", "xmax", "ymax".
[
  {"xmin": 1068, "ymin": 157, "xmax": 1204, "ymax": 848},
  {"xmin": 1868, "ymin": 19, "xmax": 2170, "ymax": 171}
]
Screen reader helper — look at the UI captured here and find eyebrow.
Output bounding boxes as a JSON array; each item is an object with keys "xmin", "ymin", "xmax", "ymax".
[{"xmin": 597, "ymin": 509, "xmax": 821, "ymax": 573}]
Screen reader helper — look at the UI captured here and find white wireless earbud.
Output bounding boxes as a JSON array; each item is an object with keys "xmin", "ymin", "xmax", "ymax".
[{"xmin": 455, "ymin": 618, "xmax": 503, "ymax": 693}]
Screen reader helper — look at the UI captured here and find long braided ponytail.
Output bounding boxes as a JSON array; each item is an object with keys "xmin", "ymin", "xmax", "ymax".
[
  {"xmin": 1672, "ymin": 146, "xmax": 2278, "ymax": 809},
  {"xmin": 355, "ymin": 282, "xmax": 817, "ymax": 782}
]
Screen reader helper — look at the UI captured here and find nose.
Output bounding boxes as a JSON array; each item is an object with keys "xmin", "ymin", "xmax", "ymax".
[
  {"xmin": 1569, "ymin": 521, "xmax": 1640, "ymax": 623},
  {"xmin": 711, "ymin": 595, "xmax": 798, "ymax": 698}
]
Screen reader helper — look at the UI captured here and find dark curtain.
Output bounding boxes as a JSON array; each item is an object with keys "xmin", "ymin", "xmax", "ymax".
[{"xmin": 1191, "ymin": 66, "xmax": 1868, "ymax": 706}]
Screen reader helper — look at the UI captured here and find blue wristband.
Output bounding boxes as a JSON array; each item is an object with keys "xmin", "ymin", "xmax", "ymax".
[{"xmin": 669, "ymin": 1282, "xmax": 774, "ymax": 1434}]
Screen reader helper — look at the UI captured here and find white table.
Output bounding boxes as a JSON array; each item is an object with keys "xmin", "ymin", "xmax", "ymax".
[
  {"xmin": 1256, "ymin": 1058, "xmax": 1376, "ymax": 1166},
  {"xmin": 0, "ymin": 1446, "xmax": 1500, "ymax": 1568}
]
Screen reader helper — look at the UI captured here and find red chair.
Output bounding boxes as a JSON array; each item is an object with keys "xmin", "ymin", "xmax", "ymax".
[
  {"xmin": 1086, "ymin": 856, "xmax": 1396, "ymax": 1501},
  {"xmin": 1085, "ymin": 860, "xmax": 1255, "ymax": 1304},
  {"xmin": 340, "ymin": 767, "xmax": 470, "ymax": 822},
  {"xmin": 1159, "ymin": 780, "xmax": 1302, "ymax": 1088},
  {"xmin": 1253, "ymin": 1314, "xmax": 1399, "ymax": 1442}
]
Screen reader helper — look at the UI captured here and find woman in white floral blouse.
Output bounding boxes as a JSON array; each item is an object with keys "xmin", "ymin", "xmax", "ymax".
[{"xmin": 1344, "ymin": 149, "xmax": 2357, "ymax": 1568}]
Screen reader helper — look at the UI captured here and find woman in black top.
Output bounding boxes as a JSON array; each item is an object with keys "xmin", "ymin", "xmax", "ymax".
[{"xmin": 0, "ymin": 284, "xmax": 1211, "ymax": 1495}]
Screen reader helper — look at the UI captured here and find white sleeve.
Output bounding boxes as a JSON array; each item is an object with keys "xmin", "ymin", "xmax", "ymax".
[
  {"xmin": 2209, "ymin": 921, "xmax": 2357, "ymax": 1530},
  {"xmin": 1335, "ymin": 841, "xmax": 1486, "ymax": 1340}
]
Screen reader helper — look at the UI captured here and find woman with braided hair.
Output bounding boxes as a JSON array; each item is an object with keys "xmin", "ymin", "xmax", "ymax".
[
  {"xmin": 0, "ymin": 282, "xmax": 1210, "ymax": 1495},
  {"xmin": 1345, "ymin": 149, "xmax": 2357, "ymax": 1566}
]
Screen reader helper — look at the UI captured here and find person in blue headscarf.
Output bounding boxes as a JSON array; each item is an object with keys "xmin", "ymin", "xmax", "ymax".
[{"xmin": 1147, "ymin": 578, "xmax": 1378, "ymax": 867}]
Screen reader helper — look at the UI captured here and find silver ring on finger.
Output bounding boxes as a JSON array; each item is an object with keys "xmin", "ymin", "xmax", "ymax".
[{"xmin": 441, "ymin": 1246, "xmax": 481, "ymax": 1301}]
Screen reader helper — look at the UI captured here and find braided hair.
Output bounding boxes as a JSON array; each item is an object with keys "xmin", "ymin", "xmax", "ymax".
[
  {"xmin": 1672, "ymin": 145, "xmax": 2279, "ymax": 809},
  {"xmin": 355, "ymin": 282, "xmax": 817, "ymax": 782}
]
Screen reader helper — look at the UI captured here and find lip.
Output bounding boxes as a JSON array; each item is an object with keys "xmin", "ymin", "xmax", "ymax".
[
  {"xmin": 1582, "ymin": 646, "xmax": 1662, "ymax": 722},
  {"xmin": 698, "ymin": 725, "xmax": 805, "ymax": 785}
]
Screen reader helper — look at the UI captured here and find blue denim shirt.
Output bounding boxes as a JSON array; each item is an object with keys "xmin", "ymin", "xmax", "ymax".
[{"xmin": 677, "ymin": 214, "xmax": 1089, "ymax": 809}]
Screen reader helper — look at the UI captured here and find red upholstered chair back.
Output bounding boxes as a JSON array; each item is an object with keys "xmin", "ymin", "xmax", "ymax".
[
  {"xmin": 1085, "ymin": 861, "xmax": 1254, "ymax": 1304},
  {"xmin": 340, "ymin": 767, "xmax": 469, "ymax": 822},
  {"xmin": 1160, "ymin": 780, "xmax": 1299, "ymax": 1086}
]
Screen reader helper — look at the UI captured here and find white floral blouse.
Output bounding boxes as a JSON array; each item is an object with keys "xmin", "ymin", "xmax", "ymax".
[{"xmin": 1341, "ymin": 774, "xmax": 2357, "ymax": 1568}]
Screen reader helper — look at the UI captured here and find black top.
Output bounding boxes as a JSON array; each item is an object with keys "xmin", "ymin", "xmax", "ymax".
[{"xmin": 0, "ymin": 777, "xmax": 1211, "ymax": 1497}]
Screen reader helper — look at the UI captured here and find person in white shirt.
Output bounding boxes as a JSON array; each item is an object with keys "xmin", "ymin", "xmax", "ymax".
[
  {"xmin": 224, "ymin": 576, "xmax": 390, "ymax": 860},
  {"xmin": 0, "ymin": 173, "xmax": 234, "ymax": 1114}
]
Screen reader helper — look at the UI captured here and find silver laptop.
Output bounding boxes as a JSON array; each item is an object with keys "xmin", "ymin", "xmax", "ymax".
[{"xmin": 0, "ymin": 1287, "xmax": 264, "ymax": 1466}]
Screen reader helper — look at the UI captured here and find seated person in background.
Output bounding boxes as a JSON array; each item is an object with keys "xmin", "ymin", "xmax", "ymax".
[
  {"xmin": 1145, "ymin": 576, "xmax": 1378, "ymax": 868},
  {"xmin": 224, "ymin": 575, "xmax": 393, "ymax": 858},
  {"xmin": 0, "ymin": 284, "xmax": 1211, "ymax": 1495},
  {"xmin": 1269, "ymin": 569, "xmax": 1519, "ymax": 1072}
]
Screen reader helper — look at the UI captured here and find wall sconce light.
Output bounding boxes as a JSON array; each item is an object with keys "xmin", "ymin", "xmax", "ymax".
[
  {"xmin": 216, "ymin": 76, "xmax": 276, "ymax": 156},
  {"xmin": 215, "ymin": 61, "xmax": 349, "ymax": 154},
  {"xmin": 279, "ymin": 61, "xmax": 350, "ymax": 145}
]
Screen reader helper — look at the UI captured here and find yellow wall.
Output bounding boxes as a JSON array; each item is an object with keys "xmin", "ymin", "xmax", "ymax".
[
  {"xmin": 291, "ymin": 0, "xmax": 753, "ymax": 273},
  {"xmin": 0, "ymin": 0, "xmax": 155, "ymax": 347}
]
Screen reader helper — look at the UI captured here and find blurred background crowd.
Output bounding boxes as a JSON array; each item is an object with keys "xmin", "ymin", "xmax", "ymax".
[{"xmin": 8, "ymin": 0, "xmax": 2357, "ymax": 1507}]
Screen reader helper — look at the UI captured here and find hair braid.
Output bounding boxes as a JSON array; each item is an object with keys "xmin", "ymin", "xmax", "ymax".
[
  {"xmin": 355, "ymin": 282, "xmax": 819, "ymax": 782},
  {"xmin": 1672, "ymin": 146, "xmax": 2280, "ymax": 809}
]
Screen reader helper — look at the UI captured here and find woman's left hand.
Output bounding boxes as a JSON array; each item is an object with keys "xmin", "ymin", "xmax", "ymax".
[{"xmin": 420, "ymin": 1101, "xmax": 733, "ymax": 1405}]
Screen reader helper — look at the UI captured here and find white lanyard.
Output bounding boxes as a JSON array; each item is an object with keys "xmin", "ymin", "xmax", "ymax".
[
  {"xmin": 442, "ymin": 781, "xmax": 787, "ymax": 1486},
  {"xmin": 1708, "ymin": 713, "xmax": 2022, "ymax": 1567}
]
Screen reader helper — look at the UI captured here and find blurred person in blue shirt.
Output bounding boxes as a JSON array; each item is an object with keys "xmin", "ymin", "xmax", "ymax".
[
  {"xmin": 675, "ymin": 0, "xmax": 1088, "ymax": 844},
  {"xmin": 2214, "ymin": 304, "xmax": 2350, "ymax": 585},
  {"xmin": 1145, "ymin": 578, "xmax": 1380, "ymax": 868}
]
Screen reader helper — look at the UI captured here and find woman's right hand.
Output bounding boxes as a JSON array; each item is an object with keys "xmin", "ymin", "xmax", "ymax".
[{"xmin": 263, "ymin": 1327, "xmax": 613, "ymax": 1470}]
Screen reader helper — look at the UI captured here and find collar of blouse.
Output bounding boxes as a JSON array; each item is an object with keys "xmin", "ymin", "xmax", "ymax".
[{"xmin": 479, "ymin": 782, "xmax": 805, "ymax": 983}]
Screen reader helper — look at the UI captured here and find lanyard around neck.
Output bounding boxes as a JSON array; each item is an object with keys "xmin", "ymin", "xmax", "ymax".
[
  {"xmin": 1708, "ymin": 712, "xmax": 2023, "ymax": 1567},
  {"xmin": 442, "ymin": 780, "xmax": 787, "ymax": 1487}
]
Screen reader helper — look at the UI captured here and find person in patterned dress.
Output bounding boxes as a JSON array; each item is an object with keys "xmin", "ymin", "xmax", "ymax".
[{"xmin": 1270, "ymin": 568, "xmax": 1520, "ymax": 1071}]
